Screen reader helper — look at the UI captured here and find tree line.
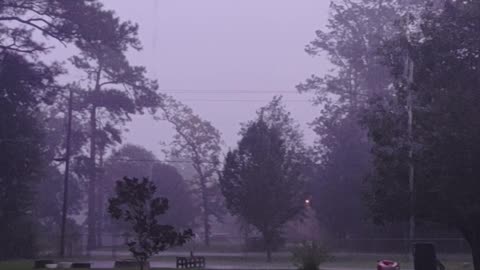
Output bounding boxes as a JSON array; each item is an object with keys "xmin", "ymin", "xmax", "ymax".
[
  {"xmin": 0, "ymin": 0, "xmax": 222, "ymax": 257},
  {"xmin": 3, "ymin": 1, "xmax": 480, "ymax": 269},
  {"xmin": 299, "ymin": 0, "xmax": 480, "ymax": 269}
]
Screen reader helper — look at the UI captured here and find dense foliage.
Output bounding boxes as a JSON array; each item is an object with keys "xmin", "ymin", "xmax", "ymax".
[
  {"xmin": 102, "ymin": 144, "xmax": 197, "ymax": 232},
  {"xmin": 0, "ymin": 53, "xmax": 57, "ymax": 259},
  {"xmin": 291, "ymin": 241, "xmax": 331, "ymax": 270},
  {"xmin": 158, "ymin": 95, "xmax": 224, "ymax": 246},
  {"xmin": 364, "ymin": 2, "xmax": 480, "ymax": 269},
  {"xmin": 108, "ymin": 177, "xmax": 193, "ymax": 270},
  {"xmin": 220, "ymin": 119, "xmax": 306, "ymax": 261}
]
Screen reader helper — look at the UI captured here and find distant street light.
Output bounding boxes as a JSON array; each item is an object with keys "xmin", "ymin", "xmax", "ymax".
[{"xmin": 305, "ymin": 198, "xmax": 311, "ymax": 206}]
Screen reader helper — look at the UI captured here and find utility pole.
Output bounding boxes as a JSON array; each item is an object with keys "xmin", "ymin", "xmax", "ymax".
[
  {"xmin": 60, "ymin": 89, "xmax": 73, "ymax": 257},
  {"xmin": 403, "ymin": 18, "xmax": 416, "ymax": 245},
  {"xmin": 406, "ymin": 55, "xmax": 415, "ymax": 243}
]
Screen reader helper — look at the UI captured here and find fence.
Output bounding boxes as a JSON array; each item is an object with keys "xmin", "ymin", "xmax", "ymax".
[{"xmin": 324, "ymin": 238, "xmax": 471, "ymax": 254}]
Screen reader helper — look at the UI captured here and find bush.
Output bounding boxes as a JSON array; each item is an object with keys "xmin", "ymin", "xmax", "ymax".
[
  {"xmin": 0, "ymin": 218, "xmax": 36, "ymax": 259},
  {"xmin": 291, "ymin": 241, "xmax": 331, "ymax": 270}
]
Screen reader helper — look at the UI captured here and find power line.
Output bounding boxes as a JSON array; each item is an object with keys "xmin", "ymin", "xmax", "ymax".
[
  {"xmin": 0, "ymin": 138, "xmax": 35, "ymax": 143},
  {"xmin": 109, "ymin": 158, "xmax": 180, "ymax": 162},
  {"xmin": 108, "ymin": 158, "xmax": 218, "ymax": 164},
  {"xmin": 163, "ymin": 89, "xmax": 301, "ymax": 94},
  {"xmin": 179, "ymin": 99, "xmax": 311, "ymax": 103},
  {"xmin": 159, "ymin": 89, "xmax": 313, "ymax": 102}
]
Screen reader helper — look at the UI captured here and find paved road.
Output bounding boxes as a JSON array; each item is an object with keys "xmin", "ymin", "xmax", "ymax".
[
  {"xmin": 81, "ymin": 251, "xmax": 414, "ymax": 270},
  {"xmin": 90, "ymin": 250, "xmax": 291, "ymax": 257},
  {"xmin": 90, "ymin": 260, "xmax": 295, "ymax": 269},
  {"xmin": 88, "ymin": 260, "xmax": 381, "ymax": 270},
  {"xmin": 81, "ymin": 260, "xmax": 400, "ymax": 270}
]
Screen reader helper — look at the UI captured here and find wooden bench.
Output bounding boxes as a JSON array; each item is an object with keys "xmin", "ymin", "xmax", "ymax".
[{"xmin": 176, "ymin": 256, "xmax": 206, "ymax": 268}]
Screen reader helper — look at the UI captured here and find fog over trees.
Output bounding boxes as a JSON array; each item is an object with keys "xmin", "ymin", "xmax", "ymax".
[{"xmin": 2, "ymin": 1, "xmax": 480, "ymax": 270}]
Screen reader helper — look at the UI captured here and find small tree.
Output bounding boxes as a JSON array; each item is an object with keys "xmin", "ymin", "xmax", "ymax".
[
  {"xmin": 220, "ymin": 119, "xmax": 306, "ymax": 262},
  {"xmin": 158, "ymin": 95, "xmax": 223, "ymax": 246},
  {"xmin": 108, "ymin": 177, "xmax": 193, "ymax": 270}
]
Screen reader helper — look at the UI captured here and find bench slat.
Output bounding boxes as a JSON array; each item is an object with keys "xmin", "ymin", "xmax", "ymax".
[{"xmin": 176, "ymin": 256, "xmax": 206, "ymax": 269}]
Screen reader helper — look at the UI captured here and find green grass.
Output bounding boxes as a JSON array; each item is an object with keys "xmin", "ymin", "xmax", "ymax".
[
  {"xmin": 0, "ymin": 253, "xmax": 474, "ymax": 270},
  {"xmin": 0, "ymin": 260, "xmax": 176, "ymax": 270},
  {"xmin": 0, "ymin": 260, "xmax": 31, "ymax": 270},
  {"xmin": 319, "ymin": 253, "xmax": 474, "ymax": 270}
]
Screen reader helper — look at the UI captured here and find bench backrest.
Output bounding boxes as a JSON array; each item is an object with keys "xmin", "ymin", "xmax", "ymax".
[{"xmin": 176, "ymin": 256, "xmax": 206, "ymax": 268}]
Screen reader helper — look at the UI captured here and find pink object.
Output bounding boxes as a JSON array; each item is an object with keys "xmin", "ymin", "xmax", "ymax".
[{"xmin": 377, "ymin": 260, "xmax": 400, "ymax": 270}]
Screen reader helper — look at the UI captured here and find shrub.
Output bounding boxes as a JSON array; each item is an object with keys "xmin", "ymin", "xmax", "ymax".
[
  {"xmin": 291, "ymin": 241, "xmax": 331, "ymax": 270},
  {"xmin": 108, "ymin": 177, "xmax": 193, "ymax": 270}
]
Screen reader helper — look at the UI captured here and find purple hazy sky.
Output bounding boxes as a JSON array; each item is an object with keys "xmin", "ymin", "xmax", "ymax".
[{"xmin": 97, "ymin": 1, "xmax": 331, "ymax": 156}]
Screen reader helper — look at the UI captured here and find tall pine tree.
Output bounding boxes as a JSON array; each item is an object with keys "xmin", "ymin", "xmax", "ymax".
[{"xmin": 71, "ymin": 4, "xmax": 160, "ymax": 248}]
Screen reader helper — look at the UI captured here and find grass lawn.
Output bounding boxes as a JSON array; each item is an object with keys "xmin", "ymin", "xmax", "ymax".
[
  {"xmin": 320, "ymin": 253, "xmax": 474, "ymax": 270},
  {"xmin": 0, "ymin": 253, "xmax": 474, "ymax": 270},
  {"xmin": 0, "ymin": 261, "xmax": 31, "ymax": 270},
  {"xmin": 0, "ymin": 260, "xmax": 177, "ymax": 270}
]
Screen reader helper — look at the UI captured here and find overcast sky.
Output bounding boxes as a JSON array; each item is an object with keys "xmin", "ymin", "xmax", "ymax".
[{"xmin": 97, "ymin": 0, "xmax": 331, "ymax": 157}]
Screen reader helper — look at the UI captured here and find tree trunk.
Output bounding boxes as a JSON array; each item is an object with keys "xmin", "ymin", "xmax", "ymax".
[
  {"xmin": 462, "ymin": 228, "xmax": 480, "ymax": 270},
  {"xmin": 96, "ymin": 150, "xmax": 105, "ymax": 248},
  {"xmin": 88, "ymin": 64, "xmax": 103, "ymax": 250},
  {"xmin": 139, "ymin": 260, "xmax": 149, "ymax": 270},
  {"xmin": 266, "ymin": 241, "xmax": 272, "ymax": 263},
  {"xmin": 243, "ymin": 223, "xmax": 249, "ymax": 246},
  {"xmin": 87, "ymin": 105, "xmax": 97, "ymax": 250},
  {"xmin": 96, "ymin": 185, "xmax": 103, "ymax": 247},
  {"xmin": 473, "ymin": 250, "xmax": 480, "ymax": 270},
  {"xmin": 469, "ymin": 236, "xmax": 480, "ymax": 270},
  {"xmin": 264, "ymin": 233, "xmax": 272, "ymax": 263},
  {"xmin": 200, "ymin": 178, "xmax": 210, "ymax": 246}
]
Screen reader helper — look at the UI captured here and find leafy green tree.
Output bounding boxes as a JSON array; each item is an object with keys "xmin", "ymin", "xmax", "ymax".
[
  {"xmin": 71, "ymin": 6, "xmax": 160, "ymax": 248},
  {"xmin": 108, "ymin": 177, "xmax": 193, "ymax": 270},
  {"xmin": 158, "ymin": 95, "xmax": 223, "ymax": 246},
  {"xmin": 101, "ymin": 144, "xmax": 158, "ymax": 240},
  {"xmin": 152, "ymin": 163, "xmax": 199, "ymax": 228},
  {"xmin": 33, "ymin": 163, "xmax": 84, "ymax": 253},
  {"xmin": 242, "ymin": 97, "xmax": 316, "ymax": 237},
  {"xmin": 0, "ymin": 0, "xmax": 160, "ymax": 253},
  {"xmin": 311, "ymin": 117, "xmax": 371, "ymax": 239},
  {"xmin": 102, "ymin": 144, "xmax": 197, "ymax": 232},
  {"xmin": 104, "ymin": 144, "xmax": 158, "ymax": 184},
  {"xmin": 297, "ymin": 0, "xmax": 423, "ymax": 238},
  {"xmin": 364, "ymin": 2, "xmax": 480, "ymax": 269},
  {"xmin": 0, "ymin": 52, "xmax": 60, "ymax": 259},
  {"xmin": 220, "ymin": 119, "xmax": 306, "ymax": 262},
  {"xmin": 35, "ymin": 96, "xmax": 90, "ymax": 231},
  {"xmin": 35, "ymin": 88, "xmax": 111, "ymax": 249},
  {"xmin": 247, "ymin": 96, "xmax": 308, "ymax": 155}
]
